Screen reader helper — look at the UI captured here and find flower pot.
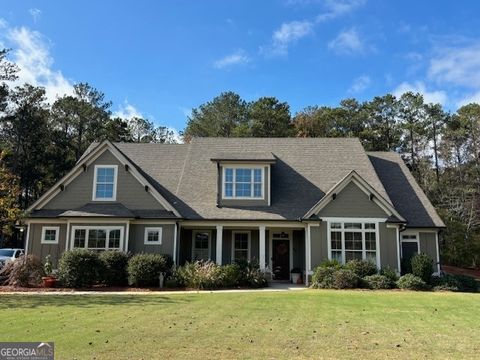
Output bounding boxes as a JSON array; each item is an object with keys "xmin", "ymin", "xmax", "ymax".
[
  {"xmin": 42, "ymin": 276, "xmax": 56, "ymax": 288},
  {"xmin": 291, "ymin": 273, "xmax": 301, "ymax": 284}
]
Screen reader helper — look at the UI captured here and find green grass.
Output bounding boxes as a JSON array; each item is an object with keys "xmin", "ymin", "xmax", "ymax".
[{"xmin": 0, "ymin": 290, "xmax": 479, "ymax": 359}]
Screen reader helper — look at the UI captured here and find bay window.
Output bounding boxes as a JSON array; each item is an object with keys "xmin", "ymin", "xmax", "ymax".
[{"xmin": 328, "ymin": 221, "xmax": 379, "ymax": 266}]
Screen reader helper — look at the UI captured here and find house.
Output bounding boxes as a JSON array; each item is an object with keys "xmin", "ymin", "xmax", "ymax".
[{"xmin": 25, "ymin": 138, "xmax": 445, "ymax": 284}]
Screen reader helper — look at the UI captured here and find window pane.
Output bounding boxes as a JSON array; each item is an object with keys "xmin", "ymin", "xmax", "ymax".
[
  {"xmin": 330, "ymin": 222, "xmax": 342, "ymax": 229},
  {"xmin": 366, "ymin": 252, "xmax": 377, "ymax": 265},
  {"xmin": 74, "ymin": 229, "xmax": 86, "ymax": 248},
  {"xmin": 332, "ymin": 251, "xmax": 342, "ymax": 262},
  {"xmin": 253, "ymin": 169, "xmax": 262, "ymax": 182},
  {"xmin": 44, "ymin": 230, "xmax": 56, "ymax": 241},
  {"xmin": 253, "ymin": 183, "xmax": 262, "ymax": 197},
  {"xmin": 365, "ymin": 223, "xmax": 376, "ymax": 229},
  {"xmin": 104, "ymin": 168, "xmax": 114, "ymax": 182},
  {"xmin": 147, "ymin": 230, "xmax": 159, "ymax": 242},
  {"xmin": 346, "ymin": 251, "xmax": 362, "ymax": 261},
  {"xmin": 331, "ymin": 231, "xmax": 342, "ymax": 250},
  {"xmin": 193, "ymin": 232, "xmax": 210, "ymax": 261},
  {"xmin": 365, "ymin": 232, "xmax": 376, "ymax": 250},
  {"xmin": 109, "ymin": 229, "xmax": 121, "ymax": 248},
  {"xmin": 224, "ymin": 183, "xmax": 233, "ymax": 197},
  {"xmin": 88, "ymin": 229, "xmax": 106, "ymax": 249},
  {"xmin": 345, "ymin": 232, "xmax": 362, "ymax": 250},
  {"xmin": 235, "ymin": 168, "xmax": 251, "ymax": 182},
  {"xmin": 235, "ymin": 183, "xmax": 251, "ymax": 197},
  {"xmin": 344, "ymin": 223, "xmax": 362, "ymax": 229},
  {"xmin": 225, "ymin": 168, "xmax": 233, "ymax": 182},
  {"xmin": 234, "ymin": 250, "xmax": 248, "ymax": 261},
  {"xmin": 234, "ymin": 233, "xmax": 249, "ymax": 251}
]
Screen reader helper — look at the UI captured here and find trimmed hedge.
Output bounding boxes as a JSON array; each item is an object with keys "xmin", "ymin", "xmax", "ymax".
[
  {"xmin": 127, "ymin": 253, "xmax": 172, "ymax": 287},
  {"xmin": 0, "ymin": 255, "xmax": 45, "ymax": 287},
  {"xmin": 311, "ymin": 266, "xmax": 337, "ymax": 289},
  {"xmin": 397, "ymin": 274, "xmax": 428, "ymax": 291},
  {"xmin": 411, "ymin": 253, "xmax": 434, "ymax": 284},
  {"xmin": 379, "ymin": 266, "xmax": 398, "ymax": 283},
  {"xmin": 364, "ymin": 274, "xmax": 394, "ymax": 289},
  {"xmin": 99, "ymin": 251, "xmax": 129, "ymax": 286},
  {"xmin": 333, "ymin": 269, "xmax": 360, "ymax": 289},
  {"xmin": 58, "ymin": 250, "xmax": 103, "ymax": 288},
  {"xmin": 345, "ymin": 259, "xmax": 377, "ymax": 278}
]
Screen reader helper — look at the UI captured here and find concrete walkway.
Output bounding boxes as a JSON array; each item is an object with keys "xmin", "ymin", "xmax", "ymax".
[{"xmin": 0, "ymin": 282, "xmax": 308, "ymax": 295}]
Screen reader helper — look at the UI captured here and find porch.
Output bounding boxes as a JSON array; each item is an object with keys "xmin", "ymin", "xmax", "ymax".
[{"xmin": 177, "ymin": 222, "xmax": 312, "ymax": 283}]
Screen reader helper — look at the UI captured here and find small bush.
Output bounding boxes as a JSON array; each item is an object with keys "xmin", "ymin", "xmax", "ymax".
[
  {"xmin": 0, "ymin": 255, "xmax": 44, "ymax": 287},
  {"xmin": 433, "ymin": 284, "xmax": 460, "ymax": 292},
  {"xmin": 99, "ymin": 251, "xmax": 129, "ymax": 286},
  {"xmin": 220, "ymin": 263, "xmax": 241, "ymax": 288},
  {"xmin": 127, "ymin": 253, "xmax": 171, "ymax": 287},
  {"xmin": 318, "ymin": 259, "xmax": 343, "ymax": 269},
  {"xmin": 175, "ymin": 261, "xmax": 223, "ymax": 289},
  {"xmin": 345, "ymin": 259, "xmax": 377, "ymax": 278},
  {"xmin": 379, "ymin": 266, "xmax": 399, "ymax": 283},
  {"xmin": 452, "ymin": 274, "xmax": 479, "ymax": 292},
  {"xmin": 397, "ymin": 274, "xmax": 429, "ymax": 291},
  {"xmin": 333, "ymin": 269, "xmax": 360, "ymax": 289},
  {"xmin": 311, "ymin": 266, "xmax": 337, "ymax": 288},
  {"xmin": 58, "ymin": 250, "xmax": 103, "ymax": 288},
  {"xmin": 364, "ymin": 274, "xmax": 394, "ymax": 289},
  {"xmin": 235, "ymin": 260, "xmax": 267, "ymax": 288},
  {"xmin": 411, "ymin": 253, "xmax": 434, "ymax": 284}
]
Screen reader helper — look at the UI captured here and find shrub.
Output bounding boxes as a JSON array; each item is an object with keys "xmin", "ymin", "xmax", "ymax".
[
  {"xmin": 379, "ymin": 266, "xmax": 398, "ymax": 283},
  {"xmin": 99, "ymin": 251, "xmax": 129, "ymax": 286},
  {"xmin": 452, "ymin": 274, "xmax": 479, "ymax": 292},
  {"xmin": 411, "ymin": 253, "xmax": 434, "ymax": 284},
  {"xmin": 345, "ymin": 259, "xmax": 377, "ymax": 278},
  {"xmin": 235, "ymin": 260, "xmax": 267, "ymax": 288},
  {"xmin": 397, "ymin": 274, "xmax": 429, "ymax": 291},
  {"xmin": 318, "ymin": 259, "xmax": 343, "ymax": 269},
  {"xmin": 219, "ymin": 263, "xmax": 241, "ymax": 288},
  {"xmin": 332, "ymin": 269, "xmax": 360, "ymax": 289},
  {"xmin": 175, "ymin": 261, "xmax": 223, "ymax": 289},
  {"xmin": 58, "ymin": 249, "xmax": 103, "ymax": 288},
  {"xmin": 311, "ymin": 266, "xmax": 337, "ymax": 288},
  {"xmin": 0, "ymin": 255, "xmax": 44, "ymax": 287},
  {"xmin": 364, "ymin": 274, "xmax": 394, "ymax": 289},
  {"xmin": 127, "ymin": 253, "xmax": 171, "ymax": 287}
]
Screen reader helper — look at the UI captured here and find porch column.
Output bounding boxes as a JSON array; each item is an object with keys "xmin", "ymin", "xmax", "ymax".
[
  {"xmin": 216, "ymin": 225, "xmax": 223, "ymax": 265},
  {"xmin": 259, "ymin": 225, "xmax": 266, "ymax": 270},
  {"xmin": 305, "ymin": 224, "xmax": 311, "ymax": 286}
]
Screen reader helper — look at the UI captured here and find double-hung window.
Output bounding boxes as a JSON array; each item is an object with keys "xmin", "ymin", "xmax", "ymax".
[
  {"xmin": 232, "ymin": 231, "xmax": 250, "ymax": 262},
  {"xmin": 144, "ymin": 228, "xmax": 162, "ymax": 245},
  {"xmin": 41, "ymin": 226, "xmax": 60, "ymax": 244},
  {"xmin": 223, "ymin": 167, "xmax": 263, "ymax": 199},
  {"xmin": 93, "ymin": 165, "xmax": 117, "ymax": 201},
  {"xmin": 328, "ymin": 221, "xmax": 379, "ymax": 266}
]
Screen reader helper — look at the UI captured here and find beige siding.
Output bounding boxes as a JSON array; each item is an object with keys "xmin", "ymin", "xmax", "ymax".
[
  {"xmin": 420, "ymin": 232, "xmax": 438, "ymax": 264},
  {"xmin": 379, "ymin": 224, "xmax": 399, "ymax": 271},
  {"xmin": 43, "ymin": 150, "xmax": 164, "ymax": 210},
  {"xmin": 27, "ymin": 223, "xmax": 67, "ymax": 267},
  {"xmin": 310, "ymin": 223, "xmax": 328, "ymax": 268},
  {"xmin": 128, "ymin": 224, "xmax": 176, "ymax": 256},
  {"xmin": 218, "ymin": 165, "xmax": 270, "ymax": 207},
  {"xmin": 318, "ymin": 182, "xmax": 388, "ymax": 218}
]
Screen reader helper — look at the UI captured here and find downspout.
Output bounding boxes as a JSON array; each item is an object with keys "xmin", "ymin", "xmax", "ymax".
[{"xmin": 216, "ymin": 163, "xmax": 221, "ymax": 208}]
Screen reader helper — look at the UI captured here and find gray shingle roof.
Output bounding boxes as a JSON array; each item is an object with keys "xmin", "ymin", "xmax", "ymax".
[
  {"xmin": 367, "ymin": 152, "xmax": 445, "ymax": 228},
  {"xmin": 210, "ymin": 152, "xmax": 276, "ymax": 162},
  {"xmin": 113, "ymin": 138, "xmax": 392, "ymax": 220}
]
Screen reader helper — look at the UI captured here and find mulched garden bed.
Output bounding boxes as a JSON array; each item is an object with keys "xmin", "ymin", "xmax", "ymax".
[{"xmin": 442, "ymin": 265, "xmax": 480, "ymax": 279}]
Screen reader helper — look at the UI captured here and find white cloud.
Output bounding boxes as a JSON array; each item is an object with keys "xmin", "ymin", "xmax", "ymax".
[
  {"xmin": 29, "ymin": 8, "xmax": 42, "ymax": 23},
  {"xmin": 113, "ymin": 101, "xmax": 143, "ymax": 120},
  {"xmin": 213, "ymin": 49, "xmax": 250, "ymax": 69},
  {"xmin": 457, "ymin": 91, "xmax": 480, "ymax": 107},
  {"xmin": 428, "ymin": 43, "xmax": 480, "ymax": 88},
  {"xmin": 1, "ymin": 22, "xmax": 73, "ymax": 104},
  {"xmin": 348, "ymin": 75, "xmax": 371, "ymax": 93},
  {"xmin": 264, "ymin": 20, "xmax": 313, "ymax": 56},
  {"xmin": 328, "ymin": 28, "xmax": 365, "ymax": 55},
  {"xmin": 316, "ymin": 0, "xmax": 366, "ymax": 22},
  {"xmin": 393, "ymin": 81, "xmax": 448, "ymax": 105}
]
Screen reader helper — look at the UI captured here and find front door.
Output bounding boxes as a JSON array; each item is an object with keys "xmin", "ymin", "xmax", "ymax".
[
  {"xmin": 272, "ymin": 239, "xmax": 290, "ymax": 280},
  {"xmin": 401, "ymin": 239, "xmax": 419, "ymax": 274}
]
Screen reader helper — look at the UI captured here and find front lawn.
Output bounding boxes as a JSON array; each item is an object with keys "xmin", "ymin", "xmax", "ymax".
[{"xmin": 1, "ymin": 290, "xmax": 479, "ymax": 359}]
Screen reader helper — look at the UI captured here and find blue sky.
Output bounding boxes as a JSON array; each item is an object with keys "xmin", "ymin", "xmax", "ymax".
[{"xmin": 2, "ymin": 1, "xmax": 480, "ymax": 134}]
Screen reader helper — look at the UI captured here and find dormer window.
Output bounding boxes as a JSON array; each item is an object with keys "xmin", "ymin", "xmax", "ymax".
[
  {"xmin": 93, "ymin": 165, "xmax": 118, "ymax": 201},
  {"xmin": 223, "ymin": 167, "xmax": 264, "ymax": 199}
]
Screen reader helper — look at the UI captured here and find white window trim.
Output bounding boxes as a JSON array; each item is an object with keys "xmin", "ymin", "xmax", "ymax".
[
  {"xmin": 192, "ymin": 230, "xmax": 212, "ymax": 261},
  {"xmin": 92, "ymin": 165, "xmax": 118, "ymax": 201},
  {"xmin": 222, "ymin": 165, "xmax": 265, "ymax": 200},
  {"xmin": 231, "ymin": 230, "xmax": 251, "ymax": 262},
  {"xmin": 144, "ymin": 227, "xmax": 163, "ymax": 245},
  {"xmin": 326, "ymin": 218, "xmax": 382, "ymax": 266},
  {"xmin": 400, "ymin": 231, "xmax": 420, "ymax": 258},
  {"xmin": 41, "ymin": 226, "xmax": 60, "ymax": 244},
  {"xmin": 70, "ymin": 225, "xmax": 124, "ymax": 251}
]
